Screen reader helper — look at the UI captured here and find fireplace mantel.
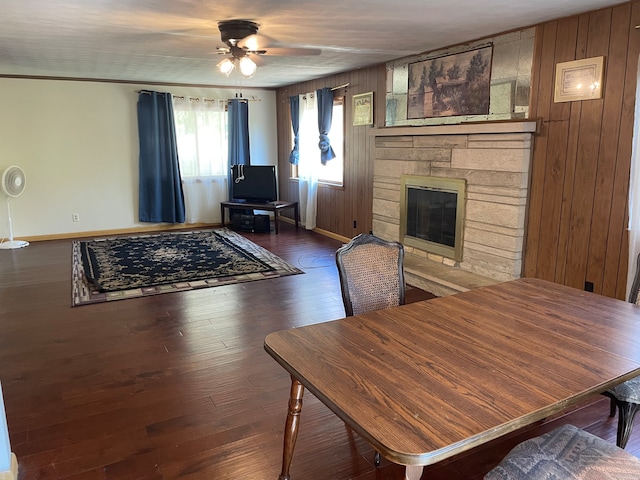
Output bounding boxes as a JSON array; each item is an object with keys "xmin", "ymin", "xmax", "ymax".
[{"xmin": 369, "ymin": 119, "xmax": 539, "ymax": 137}]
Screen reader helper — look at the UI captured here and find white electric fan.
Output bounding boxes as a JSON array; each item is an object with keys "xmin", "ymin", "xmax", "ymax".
[{"xmin": 0, "ymin": 165, "xmax": 29, "ymax": 249}]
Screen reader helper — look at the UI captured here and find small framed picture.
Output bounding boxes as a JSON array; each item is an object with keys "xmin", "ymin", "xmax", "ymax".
[
  {"xmin": 352, "ymin": 92, "xmax": 374, "ymax": 126},
  {"xmin": 554, "ymin": 56, "xmax": 605, "ymax": 103}
]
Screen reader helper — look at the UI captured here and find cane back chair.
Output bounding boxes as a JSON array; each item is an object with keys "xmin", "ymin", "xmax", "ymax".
[{"xmin": 335, "ymin": 233, "xmax": 405, "ymax": 317}]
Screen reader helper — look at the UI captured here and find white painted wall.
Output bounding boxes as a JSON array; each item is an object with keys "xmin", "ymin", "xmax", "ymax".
[{"xmin": 0, "ymin": 78, "xmax": 277, "ymax": 238}]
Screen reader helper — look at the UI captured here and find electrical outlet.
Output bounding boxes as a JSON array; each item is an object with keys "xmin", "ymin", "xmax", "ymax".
[{"xmin": 72, "ymin": 213, "xmax": 80, "ymax": 222}]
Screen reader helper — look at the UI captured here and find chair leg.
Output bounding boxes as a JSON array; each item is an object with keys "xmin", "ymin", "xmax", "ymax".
[
  {"xmin": 616, "ymin": 401, "xmax": 640, "ymax": 449},
  {"xmin": 610, "ymin": 396, "xmax": 617, "ymax": 417},
  {"xmin": 602, "ymin": 391, "xmax": 618, "ymax": 417}
]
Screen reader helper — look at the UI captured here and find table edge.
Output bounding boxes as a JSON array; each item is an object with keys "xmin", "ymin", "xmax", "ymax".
[{"xmin": 264, "ymin": 332, "xmax": 640, "ymax": 467}]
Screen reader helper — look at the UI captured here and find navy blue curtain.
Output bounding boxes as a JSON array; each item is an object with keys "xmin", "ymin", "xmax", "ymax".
[
  {"xmin": 227, "ymin": 99, "xmax": 251, "ymax": 211},
  {"xmin": 228, "ymin": 99, "xmax": 250, "ymax": 167},
  {"xmin": 137, "ymin": 90, "xmax": 185, "ymax": 223},
  {"xmin": 289, "ymin": 95, "xmax": 300, "ymax": 165},
  {"xmin": 316, "ymin": 87, "xmax": 336, "ymax": 165},
  {"xmin": 227, "ymin": 99, "xmax": 251, "ymax": 201}
]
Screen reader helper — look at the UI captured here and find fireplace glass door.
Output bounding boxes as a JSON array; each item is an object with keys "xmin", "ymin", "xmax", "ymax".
[
  {"xmin": 406, "ymin": 188, "xmax": 457, "ymax": 247},
  {"xmin": 400, "ymin": 175, "xmax": 466, "ymax": 261}
]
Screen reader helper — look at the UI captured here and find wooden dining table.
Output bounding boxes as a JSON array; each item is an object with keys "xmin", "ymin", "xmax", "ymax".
[{"xmin": 264, "ymin": 278, "xmax": 640, "ymax": 480}]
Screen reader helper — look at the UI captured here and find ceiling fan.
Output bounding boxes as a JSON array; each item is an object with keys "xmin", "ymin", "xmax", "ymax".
[{"xmin": 216, "ymin": 19, "xmax": 321, "ymax": 78}]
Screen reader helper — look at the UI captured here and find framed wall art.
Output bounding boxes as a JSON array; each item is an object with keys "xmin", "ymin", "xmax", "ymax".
[
  {"xmin": 407, "ymin": 45, "xmax": 492, "ymax": 119},
  {"xmin": 353, "ymin": 92, "xmax": 374, "ymax": 126},
  {"xmin": 554, "ymin": 56, "xmax": 604, "ymax": 103}
]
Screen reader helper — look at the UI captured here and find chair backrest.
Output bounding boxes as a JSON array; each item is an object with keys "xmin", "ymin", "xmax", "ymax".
[
  {"xmin": 335, "ymin": 233, "xmax": 405, "ymax": 316},
  {"xmin": 630, "ymin": 253, "xmax": 640, "ymax": 305}
]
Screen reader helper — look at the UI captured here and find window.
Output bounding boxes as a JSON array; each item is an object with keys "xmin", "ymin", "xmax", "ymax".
[
  {"xmin": 293, "ymin": 97, "xmax": 344, "ymax": 186},
  {"xmin": 172, "ymin": 96, "xmax": 229, "ymax": 224},
  {"xmin": 318, "ymin": 98, "xmax": 344, "ymax": 185},
  {"xmin": 173, "ymin": 99, "xmax": 227, "ymax": 177},
  {"xmin": 319, "ymin": 99, "xmax": 344, "ymax": 185}
]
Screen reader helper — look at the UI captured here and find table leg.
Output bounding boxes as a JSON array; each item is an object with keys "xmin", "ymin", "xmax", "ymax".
[
  {"xmin": 294, "ymin": 203, "xmax": 299, "ymax": 229},
  {"xmin": 274, "ymin": 211, "xmax": 279, "ymax": 234},
  {"xmin": 405, "ymin": 465, "xmax": 423, "ymax": 480},
  {"xmin": 278, "ymin": 376, "xmax": 305, "ymax": 480},
  {"xmin": 220, "ymin": 205, "xmax": 225, "ymax": 228}
]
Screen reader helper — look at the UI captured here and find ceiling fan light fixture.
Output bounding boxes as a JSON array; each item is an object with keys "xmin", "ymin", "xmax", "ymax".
[
  {"xmin": 218, "ymin": 57, "xmax": 235, "ymax": 76},
  {"xmin": 239, "ymin": 56, "xmax": 257, "ymax": 78}
]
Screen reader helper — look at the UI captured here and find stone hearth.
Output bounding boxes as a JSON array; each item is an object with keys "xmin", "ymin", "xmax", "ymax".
[{"xmin": 371, "ymin": 121, "xmax": 537, "ymax": 296}]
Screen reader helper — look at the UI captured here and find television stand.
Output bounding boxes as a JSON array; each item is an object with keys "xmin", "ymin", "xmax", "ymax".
[{"xmin": 220, "ymin": 200, "xmax": 299, "ymax": 234}]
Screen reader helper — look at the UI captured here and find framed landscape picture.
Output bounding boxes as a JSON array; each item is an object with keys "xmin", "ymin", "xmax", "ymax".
[{"xmin": 407, "ymin": 45, "xmax": 493, "ymax": 119}]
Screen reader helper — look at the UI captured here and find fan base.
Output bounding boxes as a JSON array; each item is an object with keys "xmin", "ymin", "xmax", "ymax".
[{"xmin": 0, "ymin": 240, "xmax": 29, "ymax": 249}]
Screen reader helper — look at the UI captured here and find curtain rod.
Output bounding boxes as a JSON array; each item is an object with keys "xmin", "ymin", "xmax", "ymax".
[
  {"xmin": 137, "ymin": 90, "xmax": 261, "ymax": 103},
  {"xmin": 229, "ymin": 93, "xmax": 261, "ymax": 102},
  {"xmin": 280, "ymin": 82, "xmax": 349, "ymax": 99},
  {"xmin": 137, "ymin": 90, "xmax": 222, "ymax": 103},
  {"xmin": 173, "ymin": 95, "xmax": 223, "ymax": 104},
  {"xmin": 174, "ymin": 96, "xmax": 261, "ymax": 103}
]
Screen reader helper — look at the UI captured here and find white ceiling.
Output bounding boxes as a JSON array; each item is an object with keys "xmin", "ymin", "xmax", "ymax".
[{"xmin": 0, "ymin": 0, "xmax": 626, "ymax": 89}]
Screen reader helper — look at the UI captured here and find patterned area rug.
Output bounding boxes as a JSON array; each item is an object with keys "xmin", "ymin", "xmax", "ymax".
[{"xmin": 72, "ymin": 228, "xmax": 303, "ymax": 306}]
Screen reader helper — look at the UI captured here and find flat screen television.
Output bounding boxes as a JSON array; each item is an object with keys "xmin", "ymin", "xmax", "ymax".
[{"xmin": 230, "ymin": 165, "xmax": 278, "ymax": 203}]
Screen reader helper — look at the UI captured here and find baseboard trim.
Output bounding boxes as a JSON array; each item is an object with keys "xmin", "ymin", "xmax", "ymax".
[
  {"xmin": 22, "ymin": 219, "xmax": 354, "ymax": 245},
  {"xmin": 0, "ymin": 453, "xmax": 18, "ymax": 480},
  {"xmin": 20, "ymin": 223, "xmax": 218, "ymax": 242},
  {"xmin": 275, "ymin": 216, "xmax": 351, "ymax": 244},
  {"xmin": 310, "ymin": 227, "xmax": 350, "ymax": 244}
]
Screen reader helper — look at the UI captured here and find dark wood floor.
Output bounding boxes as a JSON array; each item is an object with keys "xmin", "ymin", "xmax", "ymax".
[{"xmin": 0, "ymin": 222, "xmax": 637, "ymax": 480}]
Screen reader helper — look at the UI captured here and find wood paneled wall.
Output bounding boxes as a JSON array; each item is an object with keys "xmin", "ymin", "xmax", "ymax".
[
  {"xmin": 275, "ymin": 1, "xmax": 639, "ymax": 300},
  {"xmin": 275, "ymin": 65, "xmax": 386, "ymax": 238},
  {"xmin": 524, "ymin": 1, "xmax": 639, "ymax": 299}
]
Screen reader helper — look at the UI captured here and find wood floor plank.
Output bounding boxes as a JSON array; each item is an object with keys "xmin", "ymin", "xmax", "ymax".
[{"xmin": 0, "ymin": 223, "xmax": 636, "ymax": 479}]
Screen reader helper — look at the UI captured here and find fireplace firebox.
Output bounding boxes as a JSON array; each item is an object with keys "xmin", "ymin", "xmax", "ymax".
[{"xmin": 400, "ymin": 175, "xmax": 466, "ymax": 261}]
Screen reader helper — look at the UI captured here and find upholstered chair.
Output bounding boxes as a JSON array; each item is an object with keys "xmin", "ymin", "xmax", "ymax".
[
  {"xmin": 601, "ymin": 252, "xmax": 640, "ymax": 448},
  {"xmin": 485, "ymin": 424, "xmax": 640, "ymax": 479},
  {"xmin": 335, "ymin": 233, "xmax": 405, "ymax": 317},
  {"xmin": 335, "ymin": 233, "xmax": 406, "ymax": 466}
]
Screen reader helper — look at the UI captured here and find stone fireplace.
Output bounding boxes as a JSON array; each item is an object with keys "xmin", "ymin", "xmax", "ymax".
[{"xmin": 371, "ymin": 121, "xmax": 537, "ymax": 296}]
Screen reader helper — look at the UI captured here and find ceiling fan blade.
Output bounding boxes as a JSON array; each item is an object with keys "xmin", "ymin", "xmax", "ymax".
[
  {"xmin": 260, "ymin": 47, "xmax": 322, "ymax": 56},
  {"xmin": 237, "ymin": 33, "xmax": 276, "ymax": 50}
]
